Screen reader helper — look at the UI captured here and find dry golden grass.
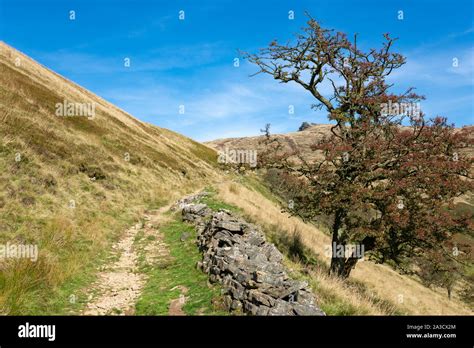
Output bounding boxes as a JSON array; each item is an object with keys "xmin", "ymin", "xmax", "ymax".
[{"xmin": 216, "ymin": 180, "xmax": 472, "ymax": 315}]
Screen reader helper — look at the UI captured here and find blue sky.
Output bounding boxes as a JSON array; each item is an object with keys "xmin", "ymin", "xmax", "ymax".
[{"xmin": 1, "ymin": 0, "xmax": 472, "ymax": 141}]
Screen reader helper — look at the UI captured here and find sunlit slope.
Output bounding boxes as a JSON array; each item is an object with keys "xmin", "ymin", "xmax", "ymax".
[{"xmin": 0, "ymin": 41, "xmax": 220, "ymax": 314}]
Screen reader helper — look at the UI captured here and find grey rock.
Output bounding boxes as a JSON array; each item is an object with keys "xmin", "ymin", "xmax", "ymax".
[
  {"xmin": 231, "ymin": 299, "xmax": 242, "ymax": 311},
  {"xmin": 243, "ymin": 301, "xmax": 259, "ymax": 315},
  {"xmin": 223, "ymin": 295, "xmax": 233, "ymax": 309},
  {"xmin": 180, "ymin": 232, "xmax": 190, "ymax": 241},
  {"xmin": 256, "ymin": 305, "xmax": 270, "ymax": 316},
  {"xmin": 292, "ymin": 303, "xmax": 325, "ymax": 316},
  {"xmin": 248, "ymin": 289, "xmax": 276, "ymax": 307},
  {"xmin": 268, "ymin": 300, "xmax": 294, "ymax": 316},
  {"xmin": 215, "ymin": 220, "xmax": 242, "ymax": 233}
]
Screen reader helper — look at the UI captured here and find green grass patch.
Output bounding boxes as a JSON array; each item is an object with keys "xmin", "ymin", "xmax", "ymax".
[
  {"xmin": 198, "ymin": 187, "xmax": 241, "ymax": 212},
  {"xmin": 135, "ymin": 214, "xmax": 228, "ymax": 315}
]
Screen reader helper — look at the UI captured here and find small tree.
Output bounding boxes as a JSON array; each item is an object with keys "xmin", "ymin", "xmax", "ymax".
[
  {"xmin": 244, "ymin": 16, "xmax": 473, "ymax": 278},
  {"xmin": 417, "ymin": 242, "xmax": 468, "ymax": 299}
]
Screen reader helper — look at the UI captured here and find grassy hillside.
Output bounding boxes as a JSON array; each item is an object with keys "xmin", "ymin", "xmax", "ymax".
[{"xmin": 0, "ymin": 41, "xmax": 221, "ymax": 314}]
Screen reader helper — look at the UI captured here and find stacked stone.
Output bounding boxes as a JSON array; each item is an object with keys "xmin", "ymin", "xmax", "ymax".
[
  {"xmin": 182, "ymin": 203, "xmax": 325, "ymax": 316},
  {"xmin": 171, "ymin": 192, "xmax": 209, "ymax": 212}
]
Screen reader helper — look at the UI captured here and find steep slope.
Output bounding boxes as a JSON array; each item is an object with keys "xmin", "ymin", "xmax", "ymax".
[{"xmin": 0, "ymin": 41, "xmax": 221, "ymax": 314}]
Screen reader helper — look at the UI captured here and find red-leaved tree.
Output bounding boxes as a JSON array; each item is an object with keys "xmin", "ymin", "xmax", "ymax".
[{"xmin": 244, "ymin": 16, "xmax": 473, "ymax": 278}]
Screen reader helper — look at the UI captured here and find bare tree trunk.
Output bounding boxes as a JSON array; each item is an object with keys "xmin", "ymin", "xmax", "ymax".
[
  {"xmin": 329, "ymin": 209, "xmax": 346, "ymax": 277},
  {"xmin": 330, "ymin": 255, "xmax": 345, "ymax": 277},
  {"xmin": 329, "ymin": 208, "xmax": 365, "ymax": 279},
  {"xmin": 341, "ymin": 256, "xmax": 359, "ymax": 278}
]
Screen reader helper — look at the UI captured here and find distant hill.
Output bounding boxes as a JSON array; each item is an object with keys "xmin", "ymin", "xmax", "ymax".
[
  {"xmin": 207, "ymin": 123, "xmax": 474, "ymax": 170},
  {"xmin": 206, "ymin": 124, "xmax": 333, "ymax": 164}
]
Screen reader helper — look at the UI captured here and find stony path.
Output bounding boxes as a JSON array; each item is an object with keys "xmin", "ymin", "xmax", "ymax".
[{"xmin": 82, "ymin": 205, "xmax": 171, "ymax": 315}]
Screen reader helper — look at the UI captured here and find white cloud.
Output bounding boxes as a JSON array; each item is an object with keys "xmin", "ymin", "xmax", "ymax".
[
  {"xmin": 389, "ymin": 48, "xmax": 473, "ymax": 88},
  {"xmin": 36, "ymin": 41, "xmax": 227, "ymax": 75}
]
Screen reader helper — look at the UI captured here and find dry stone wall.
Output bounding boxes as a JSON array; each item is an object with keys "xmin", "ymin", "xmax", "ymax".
[{"xmin": 179, "ymin": 195, "xmax": 325, "ymax": 316}]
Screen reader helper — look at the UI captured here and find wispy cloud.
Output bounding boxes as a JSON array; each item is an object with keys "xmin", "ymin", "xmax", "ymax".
[
  {"xmin": 99, "ymin": 62, "xmax": 323, "ymax": 140},
  {"xmin": 389, "ymin": 47, "xmax": 474, "ymax": 88},
  {"xmin": 36, "ymin": 41, "xmax": 228, "ymax": 75}
]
